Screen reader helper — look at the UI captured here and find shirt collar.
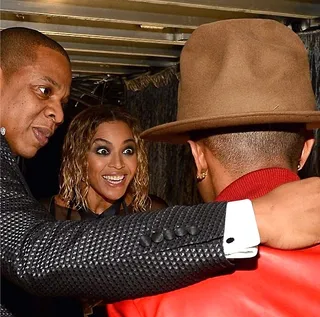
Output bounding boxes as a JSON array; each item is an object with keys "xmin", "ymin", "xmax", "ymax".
[{"xmin": 216, "ymin": 167, "xmax": 299, "ymax": 201}]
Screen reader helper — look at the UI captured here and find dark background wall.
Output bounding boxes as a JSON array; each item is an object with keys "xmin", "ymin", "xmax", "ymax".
[{"xmin": 24, "ymin": 30, "xmax": 320, "ymax": 207}]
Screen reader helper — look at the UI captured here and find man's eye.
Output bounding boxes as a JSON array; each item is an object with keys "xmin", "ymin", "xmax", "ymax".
[
  {"xmin": 39, "ymin": 87, "xmax": 51, "ymax": 96},
  {"xmin": 97, "ymin": 148, "xmax": 109, "ymax": 155}
]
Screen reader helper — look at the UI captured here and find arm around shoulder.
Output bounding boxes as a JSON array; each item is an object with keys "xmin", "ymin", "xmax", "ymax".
[{"xmin": 1, "ymin": 155, "xmax": 232, "ymax": 302}]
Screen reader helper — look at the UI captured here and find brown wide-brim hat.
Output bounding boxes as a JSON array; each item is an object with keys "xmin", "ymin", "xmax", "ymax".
[{"xmin": 142, "ymin": 19, "xmax": 320, "ymax": 143}]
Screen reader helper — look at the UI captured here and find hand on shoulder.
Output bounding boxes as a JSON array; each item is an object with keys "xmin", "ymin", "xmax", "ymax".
[{"xmin": 253, "ymin": 177, "xmax": 320, "ymax": 249}]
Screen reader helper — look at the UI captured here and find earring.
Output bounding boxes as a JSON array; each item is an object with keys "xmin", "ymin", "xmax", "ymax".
[
  {"xmin": 0, "ymin": 127, "xmax": 6, "ymax": 136},
  {"xmin": 297, "ymin": 163, "xmax": 301, "ymax": 171},
  {"xmin": 196, "ymin": 170, "xmax": 207, "ymax": 182}
]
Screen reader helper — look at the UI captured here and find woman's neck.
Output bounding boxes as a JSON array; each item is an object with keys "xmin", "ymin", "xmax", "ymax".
[
  {"xmin": 86, "ymin": 193, "xmax": 114, "ymax": 215},
  {"xmin": 86, "ymin": 191, "xmax": 134, "ymax": 214}
]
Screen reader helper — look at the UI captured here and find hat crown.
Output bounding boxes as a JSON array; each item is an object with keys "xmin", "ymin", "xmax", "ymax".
[
  {"xmin": 141, "ymin": 19, "xmax": 319, "ymax": 143},
  {"xmin": 177, "ymin": 19, "xmax": 316, "ymax": 121}
]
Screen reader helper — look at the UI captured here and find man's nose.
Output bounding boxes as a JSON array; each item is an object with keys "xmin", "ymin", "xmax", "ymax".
[{"xmin": 45, "ymin": 102, "xmax": 64, "ymax": 125}]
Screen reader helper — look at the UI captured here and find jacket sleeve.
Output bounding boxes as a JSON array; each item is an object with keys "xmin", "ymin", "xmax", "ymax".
[{"xmin": 0, "ymin": 157, "xmax": 233, "ymax": 303}]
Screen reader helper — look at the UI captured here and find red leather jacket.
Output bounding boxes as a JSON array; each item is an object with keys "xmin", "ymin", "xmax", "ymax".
[{"xmin": 107, "ymin": 168, "xmax": 320, "ymax": 317}]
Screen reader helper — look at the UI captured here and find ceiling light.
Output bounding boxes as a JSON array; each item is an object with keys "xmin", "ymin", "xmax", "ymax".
[{"xmin": 140, "ymin": 25, "xmax": 164, "ymax": 30}]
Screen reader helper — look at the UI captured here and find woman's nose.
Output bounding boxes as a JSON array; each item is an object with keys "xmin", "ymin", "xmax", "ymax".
[{"xmin": 108, "ymin": 153, "xmax": 125, "ymax": 169}]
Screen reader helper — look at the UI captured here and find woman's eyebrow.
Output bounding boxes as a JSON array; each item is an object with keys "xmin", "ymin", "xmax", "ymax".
[
  {"xmin": 93, "ymin": 138, "xmax": 111, "ymax": 145},
  {"xmin": 92, "ymin": 138, "xmax": 135, "ymax": 145},
  {"xmin": 123, "ymin": 138, "xmax": 135, "ymax": 144}
]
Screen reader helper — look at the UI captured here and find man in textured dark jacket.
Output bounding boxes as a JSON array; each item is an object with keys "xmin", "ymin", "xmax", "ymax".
[{"xmin": 1, "ymin": 27, "xmax": 320, "ymax": 317}]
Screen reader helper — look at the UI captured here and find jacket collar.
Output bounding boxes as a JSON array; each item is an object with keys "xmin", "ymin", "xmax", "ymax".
[
  {"xmin": 0, "ymin": 134, "xmax": 17, "ymax": 165},
  {"xmin": 0, "ymin": 134, "xmax": 33, "ymax": 196}
]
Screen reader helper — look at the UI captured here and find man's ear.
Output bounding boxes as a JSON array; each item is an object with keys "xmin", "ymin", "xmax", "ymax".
[
  {"xmin": 0, "ymin": 67, "xmax": 5, "ymax": 92},
  {"xmin": 0, "ymin": 67, "xmax": 4, "ymax": 103},
  {"xmin": 188, "ymin": 140, "xmax": 215, "ymax": 202},
  {"xmin": 187, "ymin": 140, "xmax": 208, "ymax": 174},
  {"xmin": 0, "ymin": 67, "xmax": 3, "ymax": 84},
  {"xmin": 299, "ymin": 137, "xmax": 315, "ymax": 170}
]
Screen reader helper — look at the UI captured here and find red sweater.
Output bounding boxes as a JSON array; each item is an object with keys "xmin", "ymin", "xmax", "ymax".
[{"xmin": 107, "ymin": 168, "xmax": 320, "ymax": 317}]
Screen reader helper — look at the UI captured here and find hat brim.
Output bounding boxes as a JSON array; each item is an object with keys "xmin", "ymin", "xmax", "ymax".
[{"xmin": 141, "ymin": 112, "xmax": 320, "ymax": 143}]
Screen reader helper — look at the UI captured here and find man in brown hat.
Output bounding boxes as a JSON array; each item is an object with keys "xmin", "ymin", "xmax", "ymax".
[{"xmin": 108, "ymin": 19, "xmax": 320, "ymax": 316}]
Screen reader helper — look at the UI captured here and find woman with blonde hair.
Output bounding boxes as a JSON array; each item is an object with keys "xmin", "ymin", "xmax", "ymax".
[
  {"xmin": 43, "ymin": 105, "xmax": 167, "ymax": 316},
  {"xmin": 47, "ymin": 105, "xmax": 167, "ymax": 221}
]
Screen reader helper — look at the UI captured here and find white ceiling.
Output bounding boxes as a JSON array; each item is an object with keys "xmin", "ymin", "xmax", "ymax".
[{"xmin": 1, "ymin": 0, "xmax": 319, "ymax": 77}]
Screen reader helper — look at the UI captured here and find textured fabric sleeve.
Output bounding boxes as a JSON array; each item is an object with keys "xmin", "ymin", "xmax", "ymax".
[
  {"xmin": 0, "ymin": 158, "xmax": 232, "ymax": 303},
  {"xmin": 0, "ymin": 305, "xmax": 13, "ymax": 317}
]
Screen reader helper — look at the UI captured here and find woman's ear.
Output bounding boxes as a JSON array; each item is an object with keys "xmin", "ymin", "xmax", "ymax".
[
  {"xmin": 298, "ymin": 137, "xmax": 315, "ymax": 170},
  {"xmin": 188, "ymin": 140, "xmax": 208, "ymax": 175}
]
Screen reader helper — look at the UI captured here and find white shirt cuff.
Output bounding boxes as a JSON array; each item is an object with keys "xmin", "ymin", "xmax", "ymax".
[{"xmin": 224, "ymin": 199, "xmax": 260, "ymax": 259}]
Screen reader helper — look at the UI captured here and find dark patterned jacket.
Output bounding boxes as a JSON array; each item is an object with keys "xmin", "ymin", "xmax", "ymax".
[{"xmin": 0, "ymin": 135, "xmax": 232, "ymax": 316}]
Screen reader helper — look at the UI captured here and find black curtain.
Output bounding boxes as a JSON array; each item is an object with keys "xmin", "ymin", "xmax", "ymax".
[{"xmin": 124, "ymin": 70, "xmax": 200, "ymax": 206}]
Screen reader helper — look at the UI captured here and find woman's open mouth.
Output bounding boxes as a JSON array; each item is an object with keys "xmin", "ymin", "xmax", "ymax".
[{"xmin": 102, "ymin": 175, "xmax": 126, "ymax": 185}]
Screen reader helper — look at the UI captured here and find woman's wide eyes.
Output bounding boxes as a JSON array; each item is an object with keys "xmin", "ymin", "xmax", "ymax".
[
  {"xmin": 96, "ymin": 147, "xmax": 135, "ymax": 155},
  {"xmin": 123, "ymin": 148, "xmax": 134, "ymax": 155},
  {"xmin": 97, "ymin": 148, "xmax": 109, "ymax": 155}
]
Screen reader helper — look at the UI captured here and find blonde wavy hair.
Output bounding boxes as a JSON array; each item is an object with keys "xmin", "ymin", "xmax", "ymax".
[{"xmin": 59, "ymin": 105, "xmax": 150, "ymax": 212}]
